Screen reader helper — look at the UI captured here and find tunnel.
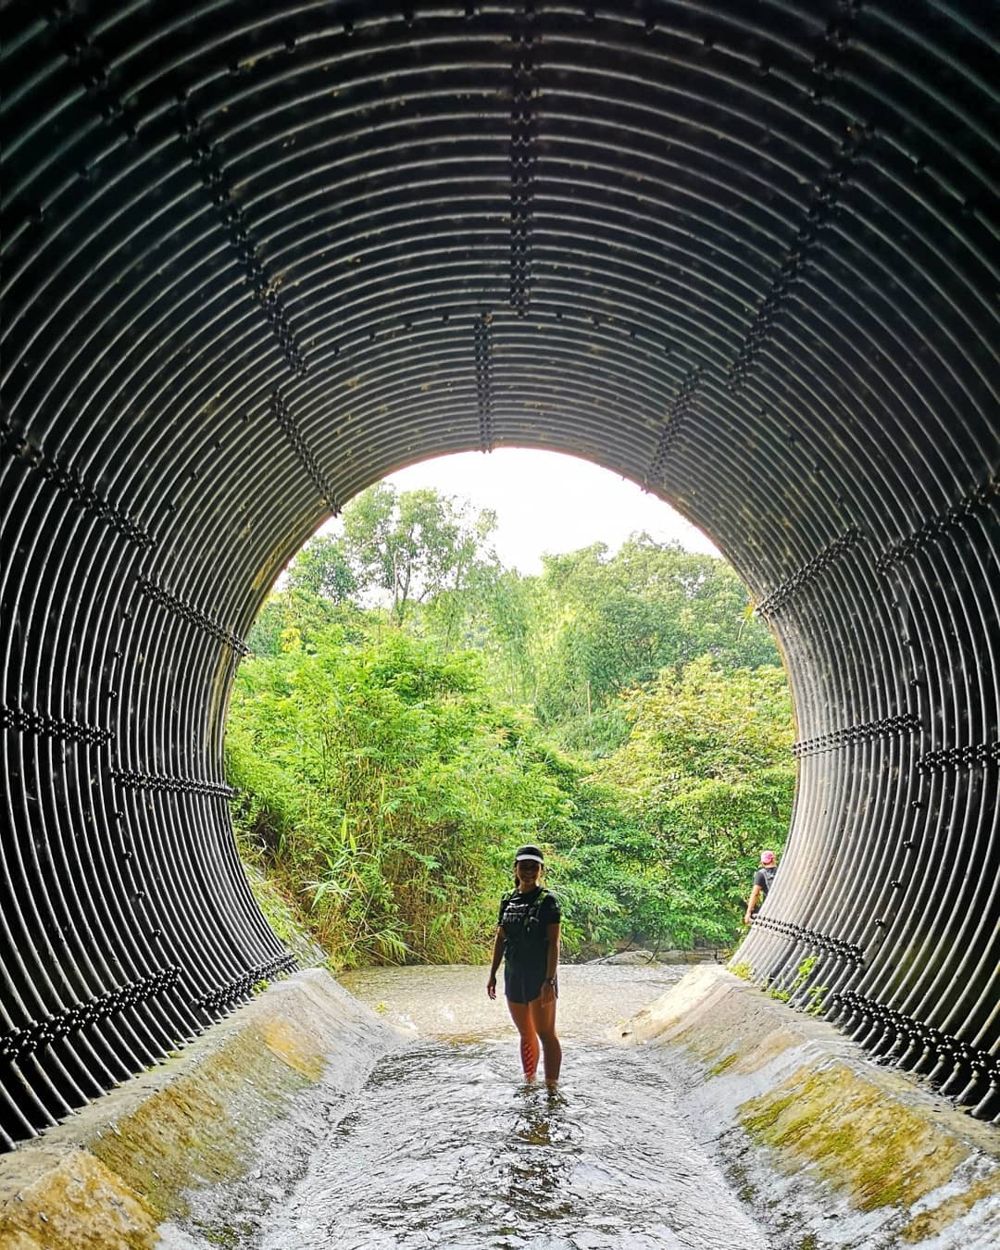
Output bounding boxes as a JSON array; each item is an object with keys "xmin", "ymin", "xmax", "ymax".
[{"xmin": 1, "ymin": 0, "xmax": 998, "ymax": 1149}]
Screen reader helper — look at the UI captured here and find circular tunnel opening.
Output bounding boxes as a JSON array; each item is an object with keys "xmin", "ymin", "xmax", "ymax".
[
  {"xmin": 1, "ymin": 0, "xmax": 997, "ymax": 1146},
  {"xmin": 224, "ymin": 447, "xmax": 795, "ymax": 974}
]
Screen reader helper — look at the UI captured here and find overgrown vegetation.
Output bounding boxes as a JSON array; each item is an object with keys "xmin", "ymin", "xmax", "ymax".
[{"xmin": 227, "ymin": 483, "xmax": 794, "ymax": 969}]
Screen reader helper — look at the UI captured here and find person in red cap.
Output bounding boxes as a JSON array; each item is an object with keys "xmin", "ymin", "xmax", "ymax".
[
  {"xmin": 743, "ymin": 849, "xmax": 779, "ymax": 925},
  {"xmin": 486, "ymin": 844, "xmax": 562, "ymax": 1085}
]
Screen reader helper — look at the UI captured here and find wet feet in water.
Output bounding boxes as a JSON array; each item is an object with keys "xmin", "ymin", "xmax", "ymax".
[{"xmin": 260, "ymin": 1039, "xmax": 767, "ymax": 1250}]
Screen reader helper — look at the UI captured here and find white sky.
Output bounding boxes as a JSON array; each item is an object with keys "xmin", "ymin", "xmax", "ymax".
[{"xmin": 322, "ymin": 449, "xmax": 719, "ymax": 574}]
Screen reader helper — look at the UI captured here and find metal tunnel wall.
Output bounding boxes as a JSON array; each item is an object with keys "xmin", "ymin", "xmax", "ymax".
[{"xmin": 1, "ymin": 1, "xmax": 997, "ymax": 1146}]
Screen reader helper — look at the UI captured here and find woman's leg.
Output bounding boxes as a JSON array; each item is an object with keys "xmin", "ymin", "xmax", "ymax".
[
  {"xmin": 506, "ymin": 998, "xmax": 540, "ymax": 1080},
  {"xmin": 527, "ymin": 994, "xmax": 562, "ymax": 1085}
]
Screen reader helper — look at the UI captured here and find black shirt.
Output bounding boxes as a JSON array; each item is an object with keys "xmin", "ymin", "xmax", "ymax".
[
  {"xmin": 754, "ymin": 866, "xmax": 777, "ymax": 897},
  {"xmin": 498, "ymin": 887, "xmax": 561, "ymax": 975}
]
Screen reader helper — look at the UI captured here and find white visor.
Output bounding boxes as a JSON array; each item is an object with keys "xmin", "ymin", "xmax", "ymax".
[{"xmin": 515, "ymin": 854, "xmax": 543, "ymax": 864}]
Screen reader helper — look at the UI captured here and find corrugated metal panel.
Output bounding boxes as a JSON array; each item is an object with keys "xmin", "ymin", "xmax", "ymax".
[{"xmin": 1, "ymin": 0, "xmax": 997, "ymax": 1145}]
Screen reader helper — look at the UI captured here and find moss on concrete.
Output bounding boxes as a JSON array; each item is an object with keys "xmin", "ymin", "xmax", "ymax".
[
  {"xmin": 668, "ymin": 1010, "xmax": 800, "ymax": 1078},
  {"xmin": 706, "ymin": 1026, "xmax": 800, "ymax": 1078},
  {"xmin": 0, "ymin": 1150, "xmax": 159, "ymax": 1250},
  {"xmin": 708, "ymin": 1052, "xmax": 739, "ymax": 1076},
  {"xmin": 0, "ymin": 971, "xmax": 389, "ymax": 1250},
  {"xmin": 663, "ymin": 1019, "xmax": 732, "ymax": 1066},
  {"xmin": 739, "ymin": 1063, "xmax": 968, "ymax": 1213},
  {"xmin": 260, "ymin": 1014, "xmax": 326, "ymax": 1080},
  {"xmin": 90, "ymin": 1022, "xmax": 311, "ymax": 1221},
  {"xmin": 627, "ymin": 967, "xmax": 801, "ymax": 1076},
  {"xmin": 901, "ymin": 1174, "xmax": 1000, "ymax": 1243}
]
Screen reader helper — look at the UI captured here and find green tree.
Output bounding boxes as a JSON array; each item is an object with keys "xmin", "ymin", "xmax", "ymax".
[
  {"xmin": 463, "ymin": 566, "xmax": 542, "ymax": 703},
  {"xmin": 233, "ymin": 499, "xmax": 796, "ymax": 964},
  {"xmin": 227, "ymin": 627, "xmax": 576, "ymax": 967},
  {"xmin": 246, "ymin": 585, "xmax": 367, "ymax": 660},
  {"xmin": 342, "ymin": 483, "xmax": 499, "ymax": 626},
  {"xmin": 529, "ymin": 537, "xmax": 779, "ymax": 751},
  {"xmin": 594, "ymin": 656, "xmax": 795, "ymax": 944},
  {"xmin": 246, "ymin": 588, "xmax": 360, "ymax": 657},
  {"xmin": 286, "ymin": 534, "xmax": 358, "ymax": 602}
]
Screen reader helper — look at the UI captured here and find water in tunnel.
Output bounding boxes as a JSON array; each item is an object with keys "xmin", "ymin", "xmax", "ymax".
[{"xmin": 0, "ymin": 0, "xmax": 998, "ymax": 1151}]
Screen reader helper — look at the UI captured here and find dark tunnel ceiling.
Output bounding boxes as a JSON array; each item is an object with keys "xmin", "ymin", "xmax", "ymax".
[{"xmin": 0, "ymin": 1, "xmax": 998, "ymax": 1145}]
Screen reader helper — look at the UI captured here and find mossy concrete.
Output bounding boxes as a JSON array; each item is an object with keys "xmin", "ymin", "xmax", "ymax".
[
  {"xmin": 0, "ymin": 970, "xmax": 395, "ymax": 1250},
  {"xmin": 740, "ymin": 1064, "xmax": 968, "ymax": 1211},
  {"xmin": 623, "ymin": 965, "xmax": 1000, "ymax": 1249},
  {"xmin": 3, "ymin": 964, "xmax": 996, "ymax": 1249}
]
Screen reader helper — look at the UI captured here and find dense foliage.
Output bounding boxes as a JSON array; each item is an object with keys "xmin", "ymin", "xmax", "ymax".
[{"xmin": 227, "ymin": 482, "xmax": 795, "ymax": 967}]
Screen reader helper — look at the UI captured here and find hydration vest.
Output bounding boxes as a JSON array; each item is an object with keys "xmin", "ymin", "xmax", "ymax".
[{"xmin": 502, "ymin": 887, "xmax": 550, "ymax": 957}]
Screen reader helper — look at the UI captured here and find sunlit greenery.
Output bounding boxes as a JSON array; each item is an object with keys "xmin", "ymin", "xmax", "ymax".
[{"xmin": 227, "ymin": 483, "xmax": 794, "ymax": 968}]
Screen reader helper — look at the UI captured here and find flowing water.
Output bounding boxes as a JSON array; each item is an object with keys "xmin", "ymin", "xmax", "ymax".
[
  {"xmin": 163, "ymin": 962, "xmax": 997, "ymax": 1250},
  {"xmin": 257, "ymin": 963, "xmax": 773, "ymax": 1250},
  {"xmin": 260, "ymin": 1037, "xmax": 764, "ymax": 1250}
]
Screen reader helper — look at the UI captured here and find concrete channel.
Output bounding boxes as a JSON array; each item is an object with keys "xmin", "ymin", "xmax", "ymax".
[{"xmin": 0, "ymin": 966, "xmax": 996, "ymax": 1249}]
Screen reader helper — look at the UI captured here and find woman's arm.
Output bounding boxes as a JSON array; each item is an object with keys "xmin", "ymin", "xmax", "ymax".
[
  {"xmin": 486, "ymin": 926, "xmax": 505, "ymax": 999},
  {"xmin": 541, "ymin": 922, "xmax": 561, "ymax": 1001}
]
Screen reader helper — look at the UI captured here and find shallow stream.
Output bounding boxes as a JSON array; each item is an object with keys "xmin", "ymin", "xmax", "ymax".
[{"xmin": 256, "ymin": 962, "xmax": 773, "ymax": 1250}]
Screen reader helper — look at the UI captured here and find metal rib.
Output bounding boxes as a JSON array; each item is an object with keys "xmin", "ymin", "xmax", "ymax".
[{"xmin": 1, "ymin": 0, "xmax": 997, "ymax": 1144}]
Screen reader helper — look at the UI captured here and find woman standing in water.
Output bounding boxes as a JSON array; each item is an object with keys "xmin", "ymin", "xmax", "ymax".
[{"xmin": 487, "ymin": 844, "xmax": 562, "ymax": 1085}]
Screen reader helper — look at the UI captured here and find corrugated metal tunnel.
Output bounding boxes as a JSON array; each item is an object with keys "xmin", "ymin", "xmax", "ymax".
[{"xmin": 1, "ymin": 0, "xmax": 997, "ymax": 1148}]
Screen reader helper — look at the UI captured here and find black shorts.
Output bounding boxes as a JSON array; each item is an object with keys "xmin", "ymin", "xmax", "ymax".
[{"xmin": 504, "ymin": 966, "xmax": 556, "ymax": 1004}]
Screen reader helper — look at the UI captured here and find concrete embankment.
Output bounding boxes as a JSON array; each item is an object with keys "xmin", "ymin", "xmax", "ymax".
[
  {"xmin": 623, "ymin": 965, "xmax": 1000, "ymax": 1249},
  {"xmin": 0, "ymin": 970, "xmax": 397, "ymax": 1249},
  {"xmin": 1, "ymin": 964, "xmax": 997, "ymax": 1249}
]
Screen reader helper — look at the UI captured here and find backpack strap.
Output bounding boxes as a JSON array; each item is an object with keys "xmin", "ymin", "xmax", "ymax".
[
  {"xmin": 526, "ymin": 888, "xmax": 549, "ymax": 926},
  {"xmin": 502, "ymin": 888, "xmax": 549, "ymax": 923}
]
